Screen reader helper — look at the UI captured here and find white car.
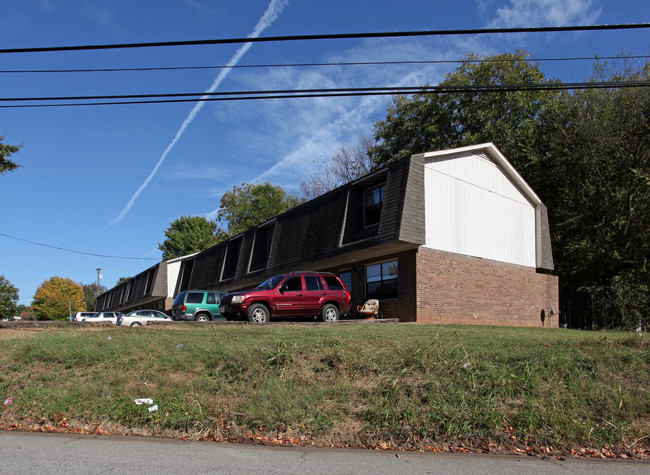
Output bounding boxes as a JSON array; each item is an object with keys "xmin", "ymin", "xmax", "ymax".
[
  {"xmin": 117, "ymin": 310, "xmax": 171, "ymax": 327},
  {"xmin": 78, "ymin": 312, "xmax": 124, "ymax": 324},
  {"xmin": 72, "ymin": 311, "xmax": 97, "ymax": 322}
]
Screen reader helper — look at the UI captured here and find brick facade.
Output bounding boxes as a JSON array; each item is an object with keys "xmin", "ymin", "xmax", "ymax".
[{"xmin": 415, "ymin": 247, "xmax": 558, "ymax": 327}]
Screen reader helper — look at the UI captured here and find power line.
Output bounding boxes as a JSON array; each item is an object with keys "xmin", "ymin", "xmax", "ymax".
[
  {"xmin": 1, "ymin": 55, "xmax": 647, "ymax": 75},
  {"xmin": 0, "ymin": 85, "xmax": 453, "ymax": 102},
  {"xmin": 1, "ymin": 23, "xmax": 648, "ymax": 54},
  {"xmin": 0, "ymin": 81, "xmax": 648, "ymax": 109},
  {"xmin": 0, "ymin": 232, "xmax": 159, "ymax": 260}
]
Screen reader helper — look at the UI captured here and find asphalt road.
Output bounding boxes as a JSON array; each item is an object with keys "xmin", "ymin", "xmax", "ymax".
[{"xmin": 2, "ymin": 431, "xmax": 648, "ymax": 474}]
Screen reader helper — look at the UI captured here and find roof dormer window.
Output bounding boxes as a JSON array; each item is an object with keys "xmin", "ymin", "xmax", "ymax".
[{"xmin": 364, "ymin": 184, "xmax": 385, "ymax": 227}]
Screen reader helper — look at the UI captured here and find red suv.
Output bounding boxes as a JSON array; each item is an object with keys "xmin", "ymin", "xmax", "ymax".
[{"xmin": 219, "ymin": 272, "xmax": 351, "ymax": 323}]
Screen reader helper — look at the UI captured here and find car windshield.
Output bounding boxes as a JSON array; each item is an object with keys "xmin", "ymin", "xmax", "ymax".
[{"xmin": 256, "ymin": 275, "xmax": 285, "ymax": 290}]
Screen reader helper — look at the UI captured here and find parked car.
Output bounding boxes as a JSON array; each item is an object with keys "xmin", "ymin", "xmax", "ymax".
[
  {"xmin": 219, "ymin": 271, "xmax": 351, "ymax": 323},
  {"xmin": 72, "ymin": 312, "xmax": 97, "ymax": 322},
  {"xmin": 117, "ymin": 310, "xmax": 171, "ymax": 327},
  {"xmin": 77, "ymin": 311, "xmax": 124, "ymax": 324},
  {"xmin": 172, "ymin": 290, "xmax": 227, "ymax": 321}
]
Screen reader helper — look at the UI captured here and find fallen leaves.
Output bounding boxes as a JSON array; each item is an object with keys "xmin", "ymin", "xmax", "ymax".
[{"xmin": 0, "ymin": 418, "xmax": 112, "ymax": 436}]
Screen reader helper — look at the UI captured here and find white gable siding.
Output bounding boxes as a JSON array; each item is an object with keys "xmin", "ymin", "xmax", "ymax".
[
  {"xmin": 167, "ymin": 260, "xmax": 182, "ymax": 296},
  {"xmin": 424, "ymin": 151, "xmax": 536, "ymax": 267},
  {"xmin": 165, "ymin": 253, "xmax": 198, "ymax": 296}
]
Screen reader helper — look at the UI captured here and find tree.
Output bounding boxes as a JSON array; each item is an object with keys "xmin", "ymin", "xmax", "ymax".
[
  {"xmin": 534, "ymin": 59, "xmax": 650, "ymax": 329},
  {"xmin": 158, "ymin": 216, "xmax": 225, "ymax": 260},
  {"xmin": 32, "ymin": 277, "xmax": 86, "ymax": 321},
  {"xmin": 370, "ymin": 50, "xmax": 557, "ymax": 175},
  {"xmin": 0, "ymin": 135, "xmax": 22, "ymax": 175},
  {"xmin": 115, "ymin": 276, "xmax": 131, "ymax": 286},
  {"xmin": 0, "ymin": 275, "xmax": 19, "ymax": 319},
  {"xmin": 300, "ymin": 137, "xmax": 377, "ymax": 199},
  {"xmin": 82, "ymin": 283, "xmax": 108, "ymax": 312},
  {"xmin": 217, "ymin": 182, "xmax": 304, "ymax": 237}
]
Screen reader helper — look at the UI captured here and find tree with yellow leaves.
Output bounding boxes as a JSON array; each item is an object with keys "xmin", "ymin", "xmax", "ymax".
[{"xmin": 32, "ymin": 276, "xmax": 86, "ymax": 321}]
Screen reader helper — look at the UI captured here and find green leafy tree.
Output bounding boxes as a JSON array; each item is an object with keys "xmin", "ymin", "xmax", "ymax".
[
  {"xmin": 158, "ymin": 215, "xmax": 225, "ymax": 260},
  {"xmin": 217, "ymin": 182, "xmax": 304, "ymax": 237},
  {"xmin": 82, "ymin": 282, "xmax": 108, "ymax": 312},
  {"xmin": 371, "ymin": 50, "xmax": 557, "ymax": 175},
  {"xmin": 32, "ymin": 277, "xmax": 86, "ymax": 321},
  {"xmin": 115, "ymin": 276, "xmax": 131, "ymax": 286},
  {"xmin": 0, "ymin": 135, "xmax": 22, "ymax": 175},
  {"xmin": 535, "ymin": 59, "xmax": 650, "ymax": 329},
  {"xmin": 0, "ymin": 275, "xmax": 19, "ymax": 319}
]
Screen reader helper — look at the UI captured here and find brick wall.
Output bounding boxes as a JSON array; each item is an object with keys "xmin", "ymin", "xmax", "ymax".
[{"xmin": 415, "ymin": 247, "xmax": 558, "ymax": 327}]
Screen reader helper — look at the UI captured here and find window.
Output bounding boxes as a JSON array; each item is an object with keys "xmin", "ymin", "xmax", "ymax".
[
  {"xmin": 144, "ymin": 269, "xmax": 155, "ymax": 295},
  {"xmin": 323, "ymin": 275, "xmax": 344, "ymax": 290},
  {"xmin": 305, "ymin": 276, "xmax": 324, "ymax": 291},
  {"xmin": 366, "ymin": 260, "xmax": 398, "ymax": 300},
  {"xmin": 282, "ymin": 276, "xmax": 303, "ymax": 292},
  {"xmin": 364, "ymin": 185, "xmax": 385, "ymax": 227},
  {"xmin": 222, "ymin": 239, "xmax": 241, "ymax": 279},
  {"xmin": 179, "ymin": 259, "xmax": 194, "ymax": 292},
  {"xmin": 250, "ymin": 226, "xmax": 274, "ymax": 271},
  {"xmin": 339, "ymin": 271, "xmax": 352, "ymax": 292},
  {"xmin": 206, "ymin": 292, "xmax": 216, "ymax": 304},
  {"xmin": 186, "ymin": 292, "xmax": 204, "ymax": 304},
  {"xmin": 266, "ymin": 229, "xmax": 274, "ymax": 256}
]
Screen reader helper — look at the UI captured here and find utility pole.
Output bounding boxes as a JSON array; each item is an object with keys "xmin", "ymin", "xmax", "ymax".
[{"xmin": 96, "ymin": 268, "xmax": 102, "ymax": 287}]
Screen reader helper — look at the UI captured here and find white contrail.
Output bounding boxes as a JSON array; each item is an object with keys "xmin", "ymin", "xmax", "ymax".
[
  {"xmin": 248, "ymin": 71, "xmax": 425, "ymax": 185},
  {"xmin": 110, "ymin": 0, "xmax": 289, "ymax": 226}
]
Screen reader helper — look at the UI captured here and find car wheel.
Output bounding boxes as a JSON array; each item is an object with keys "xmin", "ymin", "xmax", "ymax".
[
  {"xmin": 130, "ymin": 321, "xmax": 142, "ymax": 327},
  {"xmin": 321, "ymin": 304, "xmax": 339, "ymax": 322},
  {"xmin": 248, "ymin": 304, "xmax": 270, "ymax": 323},
  {"xmin": 195, "ymin": 313, "xmax": 211, "ymax": 322}
]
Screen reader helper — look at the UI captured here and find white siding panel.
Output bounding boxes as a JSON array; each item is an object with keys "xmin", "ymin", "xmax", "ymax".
[
  {"xmin": 167, "ymin": 261, "xmax": 181, "ymax": 296},
  {"xmin": 424, "ymin": 152, "xmax": 536, "ymax": 267}
]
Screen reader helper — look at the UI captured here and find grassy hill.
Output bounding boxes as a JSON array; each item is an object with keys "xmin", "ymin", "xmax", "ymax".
[{"xmin": 0, "ymin": 323, "xmax": 648, "ymax": 458}]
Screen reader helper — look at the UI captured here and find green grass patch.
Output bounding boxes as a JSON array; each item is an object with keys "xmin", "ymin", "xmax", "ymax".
[{"xmin": 0, "ymin": 324, "xmax": 647, "ymax": 455}]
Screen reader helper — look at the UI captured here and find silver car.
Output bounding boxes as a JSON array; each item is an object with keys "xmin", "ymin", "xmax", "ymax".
[{"xmin": 117, "ymin": 310, "xmax": 171, "ymax": 327}]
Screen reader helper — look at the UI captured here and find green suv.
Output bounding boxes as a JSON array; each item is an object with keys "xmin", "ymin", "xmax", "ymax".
[{"xmin": 172, "ymin": 290, "xmax": 227, "ymax": 321}]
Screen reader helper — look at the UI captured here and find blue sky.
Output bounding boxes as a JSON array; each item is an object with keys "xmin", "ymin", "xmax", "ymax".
[{"xmin": 1, "ymin": 0, "xmax": 648, "ymax": 306}]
